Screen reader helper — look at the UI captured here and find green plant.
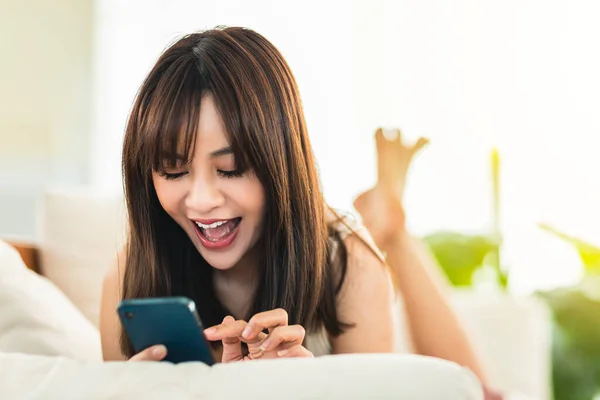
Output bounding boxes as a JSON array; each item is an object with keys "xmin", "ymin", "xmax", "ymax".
[
  {"xmin": 422, "ymin": 231, "xmax": 505, "ymax": 288},
  {"xmin": 420, "ymin": 148, "xmax": 600, "ymax": 398},
  {"xmin": 539, "ymin": 223, "xmax": 600, "ymax": 274},
  {"xmin": 538, "ymin": 283, "xmax": 600, "ymax": 400},
  {"xmin": 422, "ymin": 148, "xmax": 508, "ymax": 290},
  {"xmin": 423, "ymin": 227, "xmax": 600, "ymax": 400},
  {"xmin": 536, "ymin": 225, "xmax": 600, "ymax": 400}
]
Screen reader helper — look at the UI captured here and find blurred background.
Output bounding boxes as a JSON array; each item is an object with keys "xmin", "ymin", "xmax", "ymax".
[{"xmin": 1, "ymin": 0, "xmax": 599, "ymax": 398}]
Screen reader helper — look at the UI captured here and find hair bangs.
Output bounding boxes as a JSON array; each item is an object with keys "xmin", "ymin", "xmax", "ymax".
[
  {"xmin": 137, "ymin": 55, "xmax": 205, "ymax": 174},
  {"xmin": 210, "ymin": 93, "xmax": 253, "ymax": 174},
  {"xmin": 193, "ymin": 31, "xmax": 279, "ymax": 181}
]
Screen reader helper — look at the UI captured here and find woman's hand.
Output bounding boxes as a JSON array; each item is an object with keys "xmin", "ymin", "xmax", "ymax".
[
  {"xmin": 354, "ymin": 127, "xmax": 428, "ymax": 251},
  {"xmin": 242, "ymin": 309, "xmax": 313, "ymax": 359},
  {"xmin": 204, "ymin": 309, "xmax": 313, "ymax": 362},
  {"xmin": 128, "ymin": 344, "xmax": 167, "ymax": 361}
]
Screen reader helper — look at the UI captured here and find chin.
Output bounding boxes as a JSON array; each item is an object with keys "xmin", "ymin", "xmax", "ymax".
[
  {"xmin": 191, "ymin": 235, "xmax": 256, "ymax": 273},
  {"xmin": 198, "ymin": 251, "xmax": 242, "ymax": 271}
]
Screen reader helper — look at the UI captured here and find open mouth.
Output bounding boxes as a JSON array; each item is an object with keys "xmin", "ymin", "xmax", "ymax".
[{"xmin": 192, "ymin": 217, "xmax": 242, "ymax": 248}]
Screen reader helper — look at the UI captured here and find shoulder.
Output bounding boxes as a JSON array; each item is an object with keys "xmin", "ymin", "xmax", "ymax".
[
  {"xmin": 326, "ymin": 209, "xmax": 397, "ymax": 353},
  {"xmin": 326, "ymin": 207, "xmax": 394, "ymax": 303},
  {"xmin": 341, "ymin": 232, "xmax": 394, "ymax": 300}
]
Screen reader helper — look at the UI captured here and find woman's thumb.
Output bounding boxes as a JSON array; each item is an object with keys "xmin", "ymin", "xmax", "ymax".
[{"xmin": 129, "ymin": 344, "xmax": 167, "ymax": 361}]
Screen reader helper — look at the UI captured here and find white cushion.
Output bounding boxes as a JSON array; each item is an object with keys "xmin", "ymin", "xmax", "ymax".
[
  {"xmin": 0, "ymin": 240, "xmax": 102, "ymax": 361},
  {"xmin": 451, "ymin": 290, "xmax": 552, "ymax": 400},
  {"xmin": 0, "ymin": 352, "xmax": 484, "ymax": 399},
  {"xmin": 38, "ymin": 187, "xmax": 127, "ymax": 327}
]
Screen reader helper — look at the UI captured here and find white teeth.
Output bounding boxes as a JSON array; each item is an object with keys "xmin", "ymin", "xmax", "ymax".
[{"xmin": 195, "ymin": 220, "xmax": 228, "ymax": 229}]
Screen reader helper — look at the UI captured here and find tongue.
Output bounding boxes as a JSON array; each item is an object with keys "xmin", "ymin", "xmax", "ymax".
[{"xmin": 203, "ymin": 219, "xmax": 238, "ymax": 241}]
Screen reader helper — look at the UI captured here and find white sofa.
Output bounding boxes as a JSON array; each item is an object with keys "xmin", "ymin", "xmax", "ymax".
[
  {"xmin": 0, "ymin": 352, "xmax": 484, "ymax": 399},
  {"xmin": 0, "ymin": 233, "xmax": 484, "ymax": 399},
  {"xmin": 0, "ymin": 187, "xmax": 553, "ymax": 399}
]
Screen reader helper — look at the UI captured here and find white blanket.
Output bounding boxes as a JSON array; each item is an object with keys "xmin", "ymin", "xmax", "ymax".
[
  {"xmin": 0, "ymin": 352, "xmax": 483, "ymax": 399},
  {"xmin": 0, "ymin": 239, "xmax": 484, "ymax": 399}
]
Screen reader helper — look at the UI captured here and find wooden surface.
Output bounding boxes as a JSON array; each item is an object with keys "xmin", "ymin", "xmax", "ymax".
[{"xmin": 5, "ymin": 240, "xmax": 40, "ymax": 273}]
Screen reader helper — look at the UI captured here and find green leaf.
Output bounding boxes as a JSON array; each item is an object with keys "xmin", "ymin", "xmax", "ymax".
[
  {"xmin": 422, "ymin": 231, "xmax": 497, "ymax": 286},
  {"xmin": 538, "ymin": 223, "xmax": 600, "ymax": 274}
]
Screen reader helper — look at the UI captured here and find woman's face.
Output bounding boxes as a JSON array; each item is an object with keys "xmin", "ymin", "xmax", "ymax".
[{"xmin": 152, "ymin": 94, "xmax": 266, "ymax": 271}]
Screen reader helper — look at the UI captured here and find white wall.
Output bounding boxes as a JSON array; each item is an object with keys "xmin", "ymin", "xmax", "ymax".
[
  {"xmin": 2, "ymin": 0, "xmax": 598, "ymax": 294},
  {"xmin": 89, "ymin": 0, "xmax": 360, "ymax": 200},
  {"xmin": 0, "ymin": 0, "xmax": 94, "ymax": 237},
  {"xmin": 89, "ymin": 0, "xmax": 600, "ymax": 294}
]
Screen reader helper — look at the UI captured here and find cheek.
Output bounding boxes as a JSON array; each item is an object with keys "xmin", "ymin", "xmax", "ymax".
[
  {"xmin": 242, "ymin": 180, "xmax": 266, "ymax": 237},
  {"xmin": 226, "ymin": 177, "xmax": 265, "ymax": 217},
  {"xmin": 245, "ymin": 178, "xmax": 266, "ymax": 216},
  {"xmin": 152, "ymin": 176, "xmax": 184, "ymax": 216}
]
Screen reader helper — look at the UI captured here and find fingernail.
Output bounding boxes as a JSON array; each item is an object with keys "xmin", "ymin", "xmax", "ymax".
[
  {"xmin": 152, "ymin": 345, "xmax": 167, "ymax": 358},
  {"xmin": 277, "ymin": 349, "xmax": 289, "ymax": 357},
  {"xmin": 204, "ymin": 327, "xmax": 216, "ymax": 335},
  {"xmin": 259, "ymin": 339, "xmax": 271, "ymax": 352},
  {"xmin": 242, "ymin": 326, "xmax": 252, "ymax": 339}
]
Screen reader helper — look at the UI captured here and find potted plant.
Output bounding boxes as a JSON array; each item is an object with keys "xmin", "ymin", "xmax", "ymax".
[{"xmin": 421, "ymin": 148, "xmax": 552, "ymax": 399}]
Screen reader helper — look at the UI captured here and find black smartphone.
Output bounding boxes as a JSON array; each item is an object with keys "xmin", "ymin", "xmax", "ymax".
[{"xmin": 118, "ymin": 296, "xmax": 215, "ymax": 365}]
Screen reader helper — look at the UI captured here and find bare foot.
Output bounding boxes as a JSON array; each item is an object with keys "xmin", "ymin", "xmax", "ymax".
[{"xmin": 354, "ymin": 127, "xmax": 428, "ymax": 250}]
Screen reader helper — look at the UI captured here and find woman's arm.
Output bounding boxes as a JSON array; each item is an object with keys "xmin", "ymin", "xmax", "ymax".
[
  {"xmin": 99, "ymin": 249, "xmax": 128, "ymax": 361},
  {"xmin": 330, "ymin": 235, "xmax": 397, "ymax": 354}
]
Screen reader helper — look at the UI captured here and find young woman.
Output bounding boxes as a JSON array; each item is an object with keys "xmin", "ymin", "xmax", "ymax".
[
  {"xmin": 100, "ymin": 27, "xmax": 397, "ymax": 362},
  {"xmin": 100, "ymin": 28, "xmax": 502, "ymax": 399}
]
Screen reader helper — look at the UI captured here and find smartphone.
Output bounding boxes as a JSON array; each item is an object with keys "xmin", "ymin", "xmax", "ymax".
[{"xmin": 117, "ymin": 296, "xmax": 215, "ymax": 365}]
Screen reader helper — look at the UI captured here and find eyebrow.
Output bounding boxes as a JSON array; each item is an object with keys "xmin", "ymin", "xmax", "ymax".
[
  {"xmin": 163, "ymin": 147, "xmax": 233, "ymax": 163},
  {"xmin": 210, "ymin": 147, "xmax": 233, "ymax": 158},
  {"xmin": 161, "ymin": 154, "xmax": 188, "ymax": 163}
]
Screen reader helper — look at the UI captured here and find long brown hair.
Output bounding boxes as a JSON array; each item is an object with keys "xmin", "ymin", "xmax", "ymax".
[{"xmin": 120, "ymin": 27, "xmax": 350, "ymax": 356}]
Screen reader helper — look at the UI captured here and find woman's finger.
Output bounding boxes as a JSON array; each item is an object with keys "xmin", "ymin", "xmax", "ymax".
[
  {"xmin": 258, "ymin": 325, "xmax": 305, "ymax": 352},
  {"xmin": 218, "ymin": 316, "xmax": 245, "ymax": 363},
  {"xmin": 204, "ymin": 317, "xmax": 247, "ymax": 341},
  {"xmin": 128, "ymin": 344, "xmax": 167, "ymax": 362},
  {"xmin": 242, "ymin": 308, "xmax": 288, "ymax": 340},
  {"xmin": 277, "ymin": 345, "xmax": 314, "ymax": 358}
]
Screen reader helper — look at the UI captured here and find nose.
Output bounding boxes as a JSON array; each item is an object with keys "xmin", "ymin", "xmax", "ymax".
[{"xmin": 185, "ymin": 173, "xmax": 225, "ymax": 214}]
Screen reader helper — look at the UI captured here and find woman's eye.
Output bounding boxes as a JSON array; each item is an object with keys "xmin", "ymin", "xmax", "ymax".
[
  {"xmin": 217, "ymin": 169, "xmax": 244, "ymax": 178},
  {"xmin": 158, "ymin": 170, "xmax": 188, "ymax": 180}
]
